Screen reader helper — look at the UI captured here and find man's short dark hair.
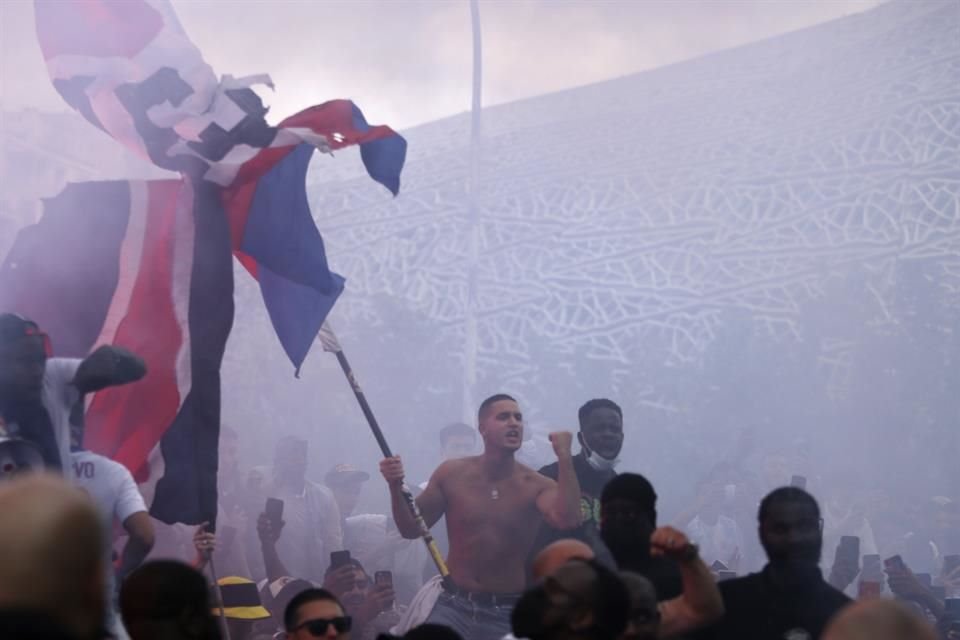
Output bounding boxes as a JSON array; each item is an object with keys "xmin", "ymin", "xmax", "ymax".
[
  {"xmin": 439, "ymin": 422, "xmax": 476, "ymax": 446},
  {"xmin": 758, "ymin": 487, "xmax": 820, "ymax": 523},
  {"xmin": 284, "ymin": 587, "xmax": 342, "ymax": 631},
  {"xmin": 323, "ymin": 557, "xmax": 368, "ymax": 579},
  {"xmin": 601, "ymin": 473, "xmax": 658, "ymax": 525},
  {"xmin": 404, "ymin": 623, "xmax": 465, "ymax": 640},
  {"xmin": 478, "ymin": 394, "xmax": 517, "ymax": 421},
  {"xmin": 512, "ymin": 558, "xmax": 630, "ymax": 640},
  {"xmin": 120, "ymin": 561, "xmax": 217, "ymax": 634},
  {"xmin": 577, "ymin": 399, "xmax": 623, "ymax": 428}
]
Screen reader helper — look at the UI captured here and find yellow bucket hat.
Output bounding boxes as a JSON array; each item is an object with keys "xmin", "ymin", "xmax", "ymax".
[{"xmin": 211, "ymin": 576, "xmax": 271, "ymax": 620}]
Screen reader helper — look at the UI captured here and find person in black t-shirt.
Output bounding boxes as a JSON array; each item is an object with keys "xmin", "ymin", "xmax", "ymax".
[
  {"xmin": 535, "ymin": 399, "xmax": 624, "ymax": 558},
  {"xmin": 695, "ymin": 487, "xmax": 851, "ymax": 640},
  {"xmin": 600, "ymin": 472, "xmax": 684, "ymax": 600}
]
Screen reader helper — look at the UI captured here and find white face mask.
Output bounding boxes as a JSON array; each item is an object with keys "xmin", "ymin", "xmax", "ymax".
[{"xmin": 583, "ymin": 447, "xmax": 619, "ymax": 471}]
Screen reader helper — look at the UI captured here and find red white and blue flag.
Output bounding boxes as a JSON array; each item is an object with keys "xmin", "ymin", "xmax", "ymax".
[{"xmin": 0, "ymin": 0, "xmax": 406, "ymax": 524}]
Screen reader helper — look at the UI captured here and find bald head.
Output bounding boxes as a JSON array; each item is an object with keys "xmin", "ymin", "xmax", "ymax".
[
  {"xmin": 0, "ymin": 473, "xmax": 106, "ymax": 637},
  {"xmin": 822, "ymin": 599, "xmax": 937, "ymax": 640},
  {"xmin": 532, "ymin": 538, "xmax": 595, "ymax": 580}
]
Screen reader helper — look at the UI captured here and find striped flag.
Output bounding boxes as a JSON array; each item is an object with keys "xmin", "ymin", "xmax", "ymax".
[{"xmin": 1, "ymin": 0, "xmax": 407, "ymax": 524}]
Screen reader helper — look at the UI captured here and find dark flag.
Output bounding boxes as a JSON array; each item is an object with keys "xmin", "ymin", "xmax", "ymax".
[{"xmin": 1, "ymin": 0, "xmax": 406, "ymax": 524}]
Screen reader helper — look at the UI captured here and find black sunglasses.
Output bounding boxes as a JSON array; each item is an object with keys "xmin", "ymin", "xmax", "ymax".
[{"xmin": 295, "ymin": 616, "xmax": 352, "ymax": 636}]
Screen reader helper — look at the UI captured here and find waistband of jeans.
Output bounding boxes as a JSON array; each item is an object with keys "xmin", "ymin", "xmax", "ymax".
[{"xmin": 442, "ymin": 582, "xmax": 523, "ymax": 607}]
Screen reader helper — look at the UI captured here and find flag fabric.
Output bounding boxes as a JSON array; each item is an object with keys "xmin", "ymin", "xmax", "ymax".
[
  {"xmin": 6, "ymin": 0, "xmax": 407, "ymax": 524},
  {"xmin": 0, "ymin": 180, "xmax": 228, "ymax": 524}
]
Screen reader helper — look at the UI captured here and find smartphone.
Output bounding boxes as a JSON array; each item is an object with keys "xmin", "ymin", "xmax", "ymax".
[
  {"xmin": 265, "ymin": 497, "xmax": 284, "ymax": 528},
  {"xmin": 790, "ymin": 475, "xmax": 807, "ymax": 489},
  {"xmin": 330, "ymin": 550, "xmax": 352, "ymax": 570},
  {"xmin": 375, "ymin": 570, "xmax": 394, "ymax": 610},
  {"xmin": 915, "ymin": 572, "xmax": 932, "ymax": 588},
  {"xmin": 717, "ymin": 570, "xmax": 737, "ymax": 582},
  {"xmin": 838, "ymin": 536, "xmax": 860, "ymax": 565},
  {"xmin": 710, "ymin": 560, "xmax": 729, "ymax": 572},
  {"xmin": 861, "ymin": 554, "xmax": 882, "ymax": 581},
  {"xmin": 883, "ymin": 555, "xmax": 905, "ymax": 572},
  {"xmin": 219, "ymin": 525, "xmax": 237, "ymax": 556}
]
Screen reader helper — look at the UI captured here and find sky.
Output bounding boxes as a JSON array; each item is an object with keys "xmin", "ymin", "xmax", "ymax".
[{"xmin": 1, "ymin": 0, "xmax": 887, "ymax": 130}]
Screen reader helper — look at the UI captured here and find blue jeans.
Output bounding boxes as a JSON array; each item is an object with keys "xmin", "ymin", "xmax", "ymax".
[{"xmin": 425, "ymin": 591, "xmax": 514, "ymax": 640}]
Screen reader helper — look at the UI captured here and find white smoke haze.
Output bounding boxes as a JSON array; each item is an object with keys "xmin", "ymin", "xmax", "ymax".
[{"xmin": 2, "ymin": 0, "xmax": 958, "ymax": 571}]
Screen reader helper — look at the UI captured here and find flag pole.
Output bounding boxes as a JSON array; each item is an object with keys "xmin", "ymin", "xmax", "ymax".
[
  {"xmin": 463, "ymin": 0, "xmax": 483, "ymax": 425},
  {"xmin": 318, "ymin": 325, "xmax": 451, "ymax": 583},
  {"xmin": 207, "ymin": 552, "xmax": 232, "ymax": 640}
]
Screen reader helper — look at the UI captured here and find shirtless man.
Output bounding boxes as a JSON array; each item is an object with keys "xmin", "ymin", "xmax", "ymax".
[{"xmin": 380, "ymin": 393, "xmax": 582, "ymax": 640}]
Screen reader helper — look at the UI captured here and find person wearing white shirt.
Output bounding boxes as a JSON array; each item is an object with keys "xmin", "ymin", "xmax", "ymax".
[
  {"xmin": 70, "ymin": 443, "xmax": 155, "ymax": 640},
  {"xmin": 0, "ymin": 313, "xmax": 146, "ymax": 472}
]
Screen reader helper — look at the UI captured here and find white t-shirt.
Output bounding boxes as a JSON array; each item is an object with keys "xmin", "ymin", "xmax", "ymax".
[
  {"xmin": 271, "ymin": 480, "xmax": 344, "ymax": 584},
  {"xmin": 71, "ymin": 449, "xmax": 147, "ymax": 535},
  {"xmin": 42, "ymin": 357, "xmax": 82, "ymax": 472},
  {"xmin": 71, "ymin": 450, "xmax": 147, "ymax": 640}
]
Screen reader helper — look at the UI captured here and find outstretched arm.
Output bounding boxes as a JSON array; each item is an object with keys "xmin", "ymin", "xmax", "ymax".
[
  {"xmin": 74, "ymin": 345, "xmax": 146, "ymax": 394},
  {"xmin": 257, "ymin": 512, "xmax": 291, "ymax": 583},
  {"xmin": 653, "ymin": 527, "xmax": 724, "ymax": 637},
  {"xmin": 535, "ymin": 432, "xmax": 582, "ymax": 530}
]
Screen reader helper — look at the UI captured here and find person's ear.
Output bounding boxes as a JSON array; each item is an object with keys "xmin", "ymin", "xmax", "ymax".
[{"xmin": 576, "ymin": 432, "xmax": 587, "ymax": 452}]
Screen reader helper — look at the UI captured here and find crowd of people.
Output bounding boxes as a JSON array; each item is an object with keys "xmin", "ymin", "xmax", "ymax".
[{"xmin": 0, "ymin": 313, "xmax": 958, "ymax": 640}]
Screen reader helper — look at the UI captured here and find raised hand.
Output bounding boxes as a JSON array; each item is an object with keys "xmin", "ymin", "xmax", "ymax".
[
  {"xmin": 323, "ymin": 564, "xmax": 357, "ymax": 599},
  {"xmin": 827, "ymin": 541, "xmax": 860, "ymax": 591},
  {"xmin": 256, "ymin": 512, "xmax": 285, "ymax": 545},
  {"xmin": 886, "ymin": 565, "xmax": 930, "ymax": 603},
  {"xmin": 548, "ymin": 431, "xmax": 574, "ymax": 460},
  {"xmin": 650, "ymin": 526, "xmax": 697, "ymax": 561},
  {"xmin": 356, "ymin": 581, "xmax": 396, "ymax": 624}
]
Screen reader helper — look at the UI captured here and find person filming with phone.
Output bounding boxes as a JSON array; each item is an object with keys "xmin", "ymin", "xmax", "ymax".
[
  {"xmin": 269, "ymin": 435, "xmax": 344, "ymax": 583},
  {"xmin": 323, "ymin": 553, "xmax": 400, "ymax": 640}
]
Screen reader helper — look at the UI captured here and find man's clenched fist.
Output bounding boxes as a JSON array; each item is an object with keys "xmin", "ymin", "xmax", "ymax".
[
  {"xmin": 650, "ymin": 526, "xmax": 698, "ymax": 562},
  {"xmin": 549, "ymin": 431, "xmax": 574, "ymax": 460}
]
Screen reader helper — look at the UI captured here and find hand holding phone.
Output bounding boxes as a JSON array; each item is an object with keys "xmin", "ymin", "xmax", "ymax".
[{"xmin": 829, "ymin": 536, "xmax": 860, "ymax": 590}]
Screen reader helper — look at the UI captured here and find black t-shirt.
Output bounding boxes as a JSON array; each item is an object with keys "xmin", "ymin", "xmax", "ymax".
[
  {"xmin": 695, "ymin": 566, "xmax": 851, "ymax": 640},
  {"xmin": 525, "ymin": 453, "xmax": 616, "ymax": 582},
  {"xmin": 539, "ymin": 452, "xmax": 615, "ymax": 532}
]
